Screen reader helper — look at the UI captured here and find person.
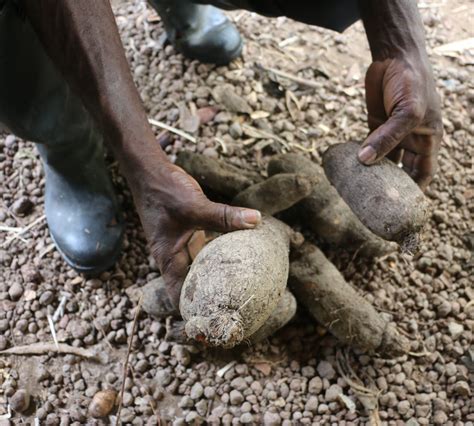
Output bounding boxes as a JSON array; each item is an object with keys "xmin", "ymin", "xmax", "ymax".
[{"xmin": 0, "ymin": 0, "xmax": 442, "ymax": 309}]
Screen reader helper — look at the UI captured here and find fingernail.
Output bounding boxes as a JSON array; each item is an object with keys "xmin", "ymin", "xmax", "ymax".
[
  {"xmin": 358, "ymin": 145, "xmax": 377, "ymax": 164},
  {"xmin": 240, "ymin": 209, "xmax": 261, "ymax": 228}
]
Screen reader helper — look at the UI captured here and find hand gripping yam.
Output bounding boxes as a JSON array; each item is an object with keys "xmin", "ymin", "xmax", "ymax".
[
  {"xmin": 232, "ymin": 173, "xmax": 317, "ymax": 215},
  {"xmin": 180, "ymin": 217, "xmax": 290, "ymax": 348},
  {"xmin": 176, "ymin": 151, "xmax": 262, "ymax": 197},
  {"xmin": 289, "ymin": 243, "xmax": 410, "ymax": 358},
  {"xmin": 323, "ymin": 142, "xmax": 429, "ymax": 253},
  {"xmin": 249, "ymin": 288, "xmax": 297, "ymax": 343},
  {"xmin": 268, "ymin": 154, "xmax": 395, "ymax": 257}
]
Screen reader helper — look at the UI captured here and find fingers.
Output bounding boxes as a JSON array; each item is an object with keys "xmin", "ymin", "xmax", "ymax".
[
  {"xmin": 359, "ymin": 107, "xmax": 423, "ymax": 165},
  {"xmin": 161, "ymin": 249, "xmax": 191, "ymax": 310},
  {"xmin": 195, "ymin": 201, "xmax": 261, "ymax": 233},
  {"xmin": 401, "ymin": 150, "xmax": 437, "ymax": 191}
]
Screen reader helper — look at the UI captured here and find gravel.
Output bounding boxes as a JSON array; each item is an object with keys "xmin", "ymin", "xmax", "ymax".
[{"xmin": 0, "ymin": 0, "xmax": 472, "ymax": 424}]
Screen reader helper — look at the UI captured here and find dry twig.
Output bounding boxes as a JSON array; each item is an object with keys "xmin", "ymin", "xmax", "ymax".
[
  {"xmin": 148, "ymin": 118, "xmax": 196, "ymax": 143},
  {"xmin": 116, "ymin": 297, "xmax": 143, "ymax": 425},
  {"xmin": 0, "ymin": 343, "xmax": 96, "ymax": 359}
]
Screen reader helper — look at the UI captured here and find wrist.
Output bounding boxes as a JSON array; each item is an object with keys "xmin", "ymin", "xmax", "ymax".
[{"xmin": 359, "ymin": 0, "xmax": 427, "ymax": 61}]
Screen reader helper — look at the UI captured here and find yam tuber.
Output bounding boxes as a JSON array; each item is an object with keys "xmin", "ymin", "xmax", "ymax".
[
  {"xmin": 289, "ymin": 242, "xmax": 410, "ymax": 358},
  {"xmin": 268, "ymin": 153, "xmax": 395, "ymax": 257},
  {"xmin": 180, "ymin": 216, "xmax": 290, "ymax": 348},
  {"xmin": 323, "ymin": 142, "xmax": 429, "ymax": 253},
  {"xmin": 232, "ymin": 173, "xmax": 317, "ymax": 215},
  {"xmin": 249, "ymin": 288, "xmax": 297, "ymax": 343},
  {"xmin": 176, "ymin": 151, "xmax": 262, "ymax": 197}
]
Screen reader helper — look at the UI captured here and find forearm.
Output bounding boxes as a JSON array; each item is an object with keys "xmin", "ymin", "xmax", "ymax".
[
  {"xmin": 358, "ymin": 0, "xmax": 427, "ymax": 60},
  {"xmin": 20, "ymin": 0, "xmax": 168, "ymax": 189}
]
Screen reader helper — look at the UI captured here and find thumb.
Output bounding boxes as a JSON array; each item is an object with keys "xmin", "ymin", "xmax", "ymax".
[
  {"xmin": 358, "ymin": 110, "xmax": 420, "ymax": 165},
  {"xmin": 195, "ymin": 200, "xmax": 261, "ymax": 233}
]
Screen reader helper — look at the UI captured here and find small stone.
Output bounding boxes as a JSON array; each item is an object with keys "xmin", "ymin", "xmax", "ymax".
[
  {"xmin": 9, "ymin": 389, "xmax": 30, "ymax": 413},
  {"xmin": 11, "ymin": 197, "xmax": 34, "ymax": 216},
  {"xmin": 229, "ymin": 122, "xmax": 243, "ymax": 139},
  {"xmin": 185, "ymin": 411, "xmax": 203, "ymax": 425},
  {"xmin": 317, "ymin": 360, "xmax": 335, "ymax": 379},
  {"xmin": 432, "ymin": 410, "xmax": 448, "ymax": 425},
  {"xmin": 190, "ymin": 383, "xmax": 204, "ymax": 400},
  {"xmin": 397, "ymin": 400, "xmax": 411, "ymax": 415},
  {"xmin": 240, "ymin": 413, "xmax": 254, "ymax": 424},
  {"xmin": 263, "ymin": 410, "xmax": 281, "ymax": 426},
  {"xmin": 0, "ymin": 335, "xmax": 7, "ymax": 350},
  {"xmin": 325, "ymin": 384, "xmax": 342, "ymax": 402},
  {"xmin": 8, "ymin": 282, "xmax": 24, "ymax": 301},
  {"xmin": 155, "ymin": 370, "xmax": 172, "ymax": 387},
  {"xmin": 301, "ymin": 366, "xmax": 315, "ymax": 378},
  {"xmin": 308, "ymin": 376, "xmax": 323, "ymax": 394},
  {"xmin": 304, "ymin": 396, "xmax": 319, "ymax": 412},
  {"xmin": 436, "ymin": 300, "xmax": 452, "ymax": 317},
  {"xmin": 448, "ymin": 322, "xmax": 464, "ymax": 339},
  {"xmin": 452, "ymin": 381, "xmax": 470, "ymax": 396},
  {"xmin": 230, "ymin": 377, "xmax": 247, "ymax": 391},
  {"xmin": 444, "ymin": 362, "xmax": 457, "ymax": 377},
  {"xmin": 39, "ymin": 290, "xmax": 54, "ymax": 305},
  {"xmin": 229, "ymin": 389, "xmax": 244, "ymax": 405}
]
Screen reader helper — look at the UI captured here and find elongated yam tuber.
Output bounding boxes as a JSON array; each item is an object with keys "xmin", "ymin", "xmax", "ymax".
[
  {"xmin": 180, "ymin": 217, "xmax": 290, "ymax": 348},
  {"xmin": 323, "ymin": 142, "xmax": 429, "ymax": 253},
  {"xmin": 176, "ymin": 151, "xmax": 262, "ymax": 197},
  {"xmin": 289, "ymin": 243, "xmax": 410, "ymax": 358},
  {"xmin": 232, "ymin": 173, "xmax": 317, "ymax": 215},
  {"xmin": 268, "ymin": 153, "xmax": 395, "ymax": 257},
  {"xmin": 249, "ymin": 288, "xmax": 297, "ymax": 343}
]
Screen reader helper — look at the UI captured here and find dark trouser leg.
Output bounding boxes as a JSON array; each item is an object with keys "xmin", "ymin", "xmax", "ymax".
[
  {"xmin": 197, "ymin": 0, "xmax": 360, "ymax": 32},
  {"xmin": 148, "ymin": 0, "xmax": 243, "ymax": 65},
  {"xmin": 0, "ymin": 2, "xmax": 123, "ymax": 273}
]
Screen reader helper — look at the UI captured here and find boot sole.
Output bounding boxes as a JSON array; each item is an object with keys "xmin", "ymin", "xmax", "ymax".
[{"xmin": 50, "ymin": 231, "xmax": 123, "ymax": 276}]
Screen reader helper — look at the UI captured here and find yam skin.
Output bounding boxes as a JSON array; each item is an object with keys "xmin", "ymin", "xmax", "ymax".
[
  {"xmin": 180, "ymin": 216, "xmax": 290, "ymax": 348},
  {"xmin": 249, "ymin": 288, "xmax": 297, "ymax": 344},
  {"xmin": 323, "ymin": 142, "xmax": 429, "ymax": 253},
  {"xmin": 175, "ymin": 151, "xmax": 262, "ymax": 197},
  {"xmin": 232, "ymin": 173, "xmax": 317, "ymax": 215},
  {"xmin": 289, "ymin": 242, "xmax": 410, "ymax": 358},
  {"xmin": 268, "ymin": 154, "xmax": 395, "ymax": 257}
]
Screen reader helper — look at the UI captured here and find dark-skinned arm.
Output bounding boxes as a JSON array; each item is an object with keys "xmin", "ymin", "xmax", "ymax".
[
  {"xmin": 20, "ymin": 0, "xmax": 260, "ymax": 306},
  {"xmin": 357, "ymin": 0, "xmax": 443, "ymax": 189}
]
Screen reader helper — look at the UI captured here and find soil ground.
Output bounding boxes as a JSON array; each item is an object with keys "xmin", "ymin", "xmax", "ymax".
[{"xmin": 0, "ymin": 0, "xmax": 473, "ymax": 425}]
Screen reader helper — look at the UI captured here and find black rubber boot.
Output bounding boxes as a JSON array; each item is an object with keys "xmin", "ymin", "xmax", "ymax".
[
  {"xmin": 149, "ymin": 0, "xmax": 243, "ymax": 64},
  {"xmin": 0, "ymin": 2, "xmax": 123, "ymax": 273}
]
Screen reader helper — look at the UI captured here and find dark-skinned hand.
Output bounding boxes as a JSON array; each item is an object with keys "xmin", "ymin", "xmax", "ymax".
[
  {"xmin": 358, "ymin": 56, "xmax": 443, "ymax": 190},
  {"xmin": 137, "ymin": 162, "xmax": 261, "ymax": 309}
]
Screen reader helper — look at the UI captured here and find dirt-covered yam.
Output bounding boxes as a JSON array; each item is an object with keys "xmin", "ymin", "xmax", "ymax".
[
  {"xmin": 289, "ymin": 243, "xmax": 410, "ymax": 358},
  {"xmin": 249, "ymin": 288, "xmax": 297, "ymax": 343},
  {"xmin": 180, "ymin": 217, "xmax": 290, "ymax": 348},
  {"xmin": 176, "ymin": 151, "xmax": 262, "ymax": 197},
  {"xmin": 323, "ymin": 142, "xmax": 429, "ymax": 252},
  {"xmin": 268, "ymin": 154, "xmax": 395, "ymax": 256},
  {"xmin": 232, "ymin": 173, "xmax": 317, "ymax": 215}
]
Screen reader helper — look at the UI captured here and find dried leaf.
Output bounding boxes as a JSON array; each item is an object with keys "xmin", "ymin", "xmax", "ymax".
[
  {"xmin": 179, "ymin": 103, "xmax": 200, "ymax": 134},
  {"xmin": 250, "ymin": 111, "xmax": 270, "ymax": 120},
  {"xmin": 212, "ymin": 84, "xmax": 252, "ymax": 114},
  {"xmin": 253, "ymin": 362, "xmax": 272, "ymax": 376}
]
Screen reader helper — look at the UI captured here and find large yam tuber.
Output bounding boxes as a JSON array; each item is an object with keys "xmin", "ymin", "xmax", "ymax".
[
  {"xmin": 180, "ymin": 217, "xmax": 290, "ymax": 348},
  {"xmin": 232, "ymin": 173, "xmax": 317, "ymax": 215},
  {"xmin": 249, "ymin": 289, "xmax": 297, "ymax": 343},
  {"xmin": 176, "ymin": 151, "xmax": 262, "ymax": 197},
  {"xmin": 323, "ymin": 142, "xmax": 429, "ymax": 252},
  {"xmin": 289, "ymin": 242, "xmax": 410, "ymax": 358},
  {"xmin": 268, "ymin": 154, "xmax": 395, "ymax": 257}
]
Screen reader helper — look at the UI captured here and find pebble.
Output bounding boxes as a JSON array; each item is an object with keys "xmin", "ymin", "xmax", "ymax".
[
  {"xmin": 448, "ymin": 322, "xmax": 464, "ymax": 339},
  {"xmin": 11, "ymin": 197, "xmax": 34, "ymax": 216},
  {"xmin": 432, "ymin": 410, "xmax": 448, "ymax": 425},
  {"xmin": 325, "ymin": 384, "xmax": 342, "ymax": 402},
  {"xmin": 229, "ymin": 389, "xmax": 244, "ymax": 405},
  {"xmin": 8, "ymin": 282, "xmax": 24, "ymax": 301},
  {"xmin": 9, "ymin": 389, "xmax": 30, "ymax": 413},
  {"xmin": 240, "ymin": 413, "xmax": 254, "ymax": 424},
  {"xmin": 263, "ymin": 410, "xmax": 281, "ymax": 426},
  {"xmin": 452, "ymin": 381, "xmax": 470, "ymax": 396},
  {"xmin": 304, "ymin": 396, "xmax": 319, "ymax": 412},
  {"xmin": 317, "ymin": 361, "xmax": 336, "ymax": 380},
  {"xmin": 397, "ymin": 400, "xmax": 411, "ymax": 415},
  {"xmin": 308, "ymin": 376, "xmax": 323, "ymax": 394},
  {"xmin": 190, "ymin": 383, "xmax": 204, "ymax": 399}
]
